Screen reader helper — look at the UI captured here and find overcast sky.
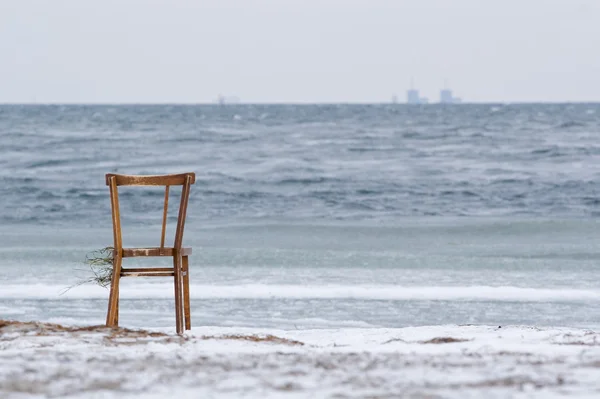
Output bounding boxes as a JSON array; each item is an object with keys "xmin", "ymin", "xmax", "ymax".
[{"xmin": 1, "ymin": 0, "xmax": 599, "ymax": 103}]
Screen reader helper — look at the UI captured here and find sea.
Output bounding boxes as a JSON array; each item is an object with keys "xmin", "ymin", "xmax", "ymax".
[{"xmin": 1, "ymin": 103, "xmax": 600, "ymax": 331}]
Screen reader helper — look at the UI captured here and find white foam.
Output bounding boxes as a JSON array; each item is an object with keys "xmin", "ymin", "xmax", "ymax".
[{"xmin": 3, "ymin": 283, "xmax": 600, "ymax": 302}]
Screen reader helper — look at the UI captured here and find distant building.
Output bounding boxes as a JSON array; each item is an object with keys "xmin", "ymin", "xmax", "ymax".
[
  {"xmin": 440, "ymin": 89, "xmax": 453, "ymax": 103},
  {"xmin": 407, "ymin": 89, "xmax": 420, "ymax": 104},
  {"xmin": 440, "ymin": 89, "xmax": 462, "ymax": 104},
  {"xmin": 407, "ymin": 90, "xmax": 429, "ymax": 104}
]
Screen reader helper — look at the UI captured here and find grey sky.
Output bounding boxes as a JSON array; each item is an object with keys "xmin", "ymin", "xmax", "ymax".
[{"xmin": 1, "ymin": 0, "xmax": 599, "ymax": 103}]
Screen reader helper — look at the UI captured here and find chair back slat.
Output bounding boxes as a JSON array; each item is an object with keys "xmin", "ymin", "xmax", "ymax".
[
  {"xmin": 108, "ymin": 176, "xmax": 123, "ymax": 253},
  {"xmin": 105, "ymin": 173, "xmax": 196, "ymax": 187},
  {"xmin": 160, "ymin": 186, "xmax": 170, "ymax": 248},
  {"xmin": 174, "ymin": 175, "xmax": 192, "ymax": 249}
]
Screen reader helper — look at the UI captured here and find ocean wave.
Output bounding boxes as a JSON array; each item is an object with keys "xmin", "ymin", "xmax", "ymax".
[
  {"xmin": 276, "ymin": 177, "xmax": 335, "ymax": 185},
  {"xmin": 557, "ymin": 121, "xmax": 587, "ymax": 129}
]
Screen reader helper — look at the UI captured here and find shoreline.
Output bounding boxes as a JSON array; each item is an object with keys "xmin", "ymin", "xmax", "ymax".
[{"xmin": 2, "ymin": 320, "xmax": 600, "ymax": 398}]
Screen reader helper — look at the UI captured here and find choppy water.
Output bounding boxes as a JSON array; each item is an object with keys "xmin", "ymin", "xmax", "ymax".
[{"xmin": 1, "ymin": 104, "xmax": 600, "ymax": 330}]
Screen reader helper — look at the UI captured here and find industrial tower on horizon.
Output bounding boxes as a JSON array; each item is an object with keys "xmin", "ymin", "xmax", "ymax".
[
  {"xmin": 404, "ymin": 80, "xmax": 462, "ymax": 104},
  {"xmin": 406, "ymin": 79, "xmax": 429, "ymax": 104}
]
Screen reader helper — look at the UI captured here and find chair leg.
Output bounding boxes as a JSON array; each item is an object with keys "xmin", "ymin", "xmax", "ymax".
[
  {"xmin": 173, "ymin": 254, "xmax": 184, "ymax": 334},
  {"xmin": 106, "ymin": 255, "xmax": 122, "ymax": 327},
  {"xmin": 115, "ymin": 294, "xmax": 119, "ymax": 326},
  {"xmin": 182, "ymin": 255, "xmax": 191, "ymax": 330}
]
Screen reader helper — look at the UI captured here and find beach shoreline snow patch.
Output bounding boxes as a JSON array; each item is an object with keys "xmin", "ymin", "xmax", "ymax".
[{"xmin": 2, "ymin": 320, "xmax": 600, "ymax": 398}]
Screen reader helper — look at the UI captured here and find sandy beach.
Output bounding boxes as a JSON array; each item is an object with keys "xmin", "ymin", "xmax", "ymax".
[{"xmin": 2, "ymin": 320, "xmax": 600, "ymax": 398}]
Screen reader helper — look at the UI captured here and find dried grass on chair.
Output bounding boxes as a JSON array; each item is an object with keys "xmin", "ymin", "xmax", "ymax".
[{"xmin": 61, "ymin": 247, "xmax": 114, "ymax": 294}]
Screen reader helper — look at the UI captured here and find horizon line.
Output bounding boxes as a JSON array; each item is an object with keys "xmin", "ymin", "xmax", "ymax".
[{"xmin": 1, "ymin": 101, "xmax": 600, "ymax": 106}]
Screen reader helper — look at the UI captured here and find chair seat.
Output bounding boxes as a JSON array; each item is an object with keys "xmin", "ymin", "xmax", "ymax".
[{"xmin": 121, "ymin": 247, "xmax": 192, "ymax": 258}]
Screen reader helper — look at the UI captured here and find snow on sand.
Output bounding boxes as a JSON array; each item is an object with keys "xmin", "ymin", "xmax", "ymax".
[{"xmin": 2, "ymin": 320, "xmax": 600, "ymax": 398}]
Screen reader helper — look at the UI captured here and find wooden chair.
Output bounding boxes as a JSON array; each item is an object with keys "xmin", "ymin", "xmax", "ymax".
[{"xmin": 105, "ymin": 173, "xmax": 195, "ymax": 334}]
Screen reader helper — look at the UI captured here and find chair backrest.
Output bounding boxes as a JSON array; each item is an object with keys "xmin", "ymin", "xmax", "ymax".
[{"xmin": 105, "ymin": 173, "xmax": 196, "ymax": 253}]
